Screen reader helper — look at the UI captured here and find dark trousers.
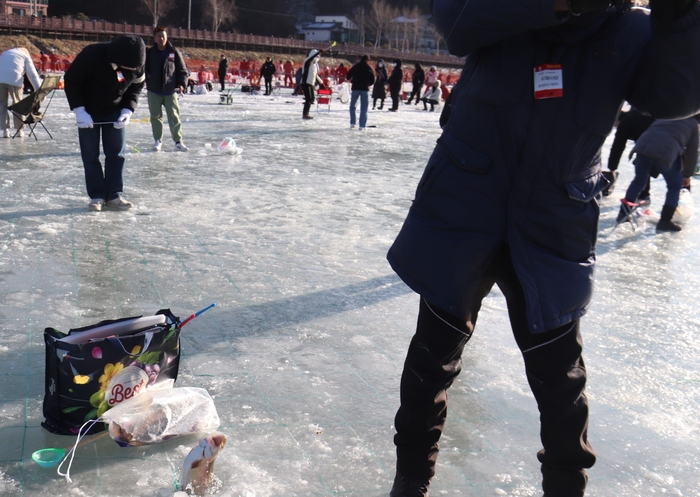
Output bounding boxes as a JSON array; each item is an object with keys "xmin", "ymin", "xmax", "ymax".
[
  {"xmin": 422, "ymin": 98, "xmax": 439, "ymax": 111},
  {"xmin": 264, "ymin": 76, "xmax": 273, "ymax": 95},
  {"xmin": 625, "ymin": 155, "xmax": 682, "ymax": 209},
  {"xmin": 219, "ymin": 71, "xmax": 226, "ymax": 91},
  {"xmin": 301, "ymin": 83, "xmax": 315, "ymax": 117},
  {"xmin": 406, "ymin": 82, "xmax": 422, "ymax": 104},
  {"xmin": 78, "ymin": 114, "xmax": 126, "ymax": 201},
  {"xmin": 394, "ymin": 244, "xmax": 595, "ymax": 497},
  {"xmin": 390, "ymin": 86, "xmax": 400, "ymax": 110}
]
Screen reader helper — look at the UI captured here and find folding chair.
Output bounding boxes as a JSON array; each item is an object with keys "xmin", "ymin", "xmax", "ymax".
[
  {"xmin": 8, "ymin": 74, "xmax": 62, "ymax": 140},
  {"xmin": 615, "ymin": 197, "xmax": 650, "ymax": 230},
  {"xmin": 316, "ymin": 88, "xmax": 332, "ymax": 112}
]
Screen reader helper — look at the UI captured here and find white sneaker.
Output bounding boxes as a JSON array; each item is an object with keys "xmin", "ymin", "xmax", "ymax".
[
  {"xmin": 17, "ymin": 129, "xmax": 24, "ymax": 138},
  {"xmin": 153, "ymin": 140, "xmax": 162, "ymax": 151},
  {"xmin": 350, "ymin": 124, "xmax": 356, "ymax": 129},
  {"xmin": 3, "ymin": 129, "xmax": 9, "ymax": 138},
  {"xmin": 175, "ymin": 141, "xmax": 189, "ymax": 152},
  {"xmin": 88, "ymin": 198, "xmax": 104, "ymax": 211},
  {"xmin": 106, "ymin": 197, "xmax": 133, "ymax": 210}
]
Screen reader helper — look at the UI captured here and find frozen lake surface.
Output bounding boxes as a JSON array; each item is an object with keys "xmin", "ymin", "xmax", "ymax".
[{"xmin": 0, "ymin": 87, "xmax": 699, "ymax": 497}]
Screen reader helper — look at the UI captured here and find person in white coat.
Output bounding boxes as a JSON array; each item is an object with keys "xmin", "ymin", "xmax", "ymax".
[
  {"xmin": 0, "ymin": 47, "xmax": 42, "ymax": 138},
  {"xmin": 300, "ymin": 49, "xmax": 324, "ymax": 119},
  {"xmin": 421, "ymin": 80, "xmax": 442, "ymax": 111}
]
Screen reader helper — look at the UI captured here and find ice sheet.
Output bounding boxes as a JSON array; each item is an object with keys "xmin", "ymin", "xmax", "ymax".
[{"xmin": 0, "ymin": 87, "xmax": 699, "ymax": 496}]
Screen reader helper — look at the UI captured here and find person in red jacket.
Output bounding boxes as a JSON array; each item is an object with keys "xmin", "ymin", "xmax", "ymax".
[
  {"xmin": 283, "ymin": 60, "xmax": 294, "ymax": 87},
  {"xmin": 336, "ymin": 63, "xmax": 348, "ymax": 84},
  {"xmin": 39, "ymin": 52, "xmax": 49, "ymax": 73}
]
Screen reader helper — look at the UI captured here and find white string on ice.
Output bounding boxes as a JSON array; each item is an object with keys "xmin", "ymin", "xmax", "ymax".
[{"xmin": 57, "ymin": 417, "xmax": 104, "ymax": 483}]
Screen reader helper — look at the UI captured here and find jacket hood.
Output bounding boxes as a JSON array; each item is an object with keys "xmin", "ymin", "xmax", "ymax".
[
  {"xmin": 108, "ymin": 35, "xmax": 146, "ymax": 69},
  {"xmin": 307, "ymin": 49, "xmax": 321, "ymax": 59}
]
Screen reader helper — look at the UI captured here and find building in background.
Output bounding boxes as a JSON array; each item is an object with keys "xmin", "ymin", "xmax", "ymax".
[
  {"xmin": 1, "ymin": 0, "xmax": 48, "ymax": 17},
  {"xmin": 301, "ymin": 15, "xmax": 358, "ymax": 44}
]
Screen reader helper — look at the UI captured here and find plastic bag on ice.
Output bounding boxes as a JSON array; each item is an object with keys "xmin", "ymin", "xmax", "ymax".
[
  {"xmin": 218, "ymin": 137, "xmax": 242, "ymax": 154},
  {"xmin": 102, "ymin": 387, "xmax": 220, "ymax": 447}
]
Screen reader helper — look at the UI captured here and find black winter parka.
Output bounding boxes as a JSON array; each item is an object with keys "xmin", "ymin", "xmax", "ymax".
[{"xmin": 65, "ymin": 35, "xmax": 145, "ymax": 117}]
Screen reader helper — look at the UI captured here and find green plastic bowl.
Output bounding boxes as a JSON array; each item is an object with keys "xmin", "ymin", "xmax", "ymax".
[{"xmin": 32, "ymin": 448, "xmax": 66, "ymax": 468}]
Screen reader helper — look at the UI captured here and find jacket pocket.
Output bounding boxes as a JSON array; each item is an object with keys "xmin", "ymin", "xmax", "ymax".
[
  {"xmin": 413, "ymin": 131, "xmax": 493, "ymax": 206},
  {"xmin": 564, "ymin": 169, "xmax": 608, "ymax": 203},
  {"xmin": 437, "ymin": 131, "xmax": 492, "ymax": 173}
]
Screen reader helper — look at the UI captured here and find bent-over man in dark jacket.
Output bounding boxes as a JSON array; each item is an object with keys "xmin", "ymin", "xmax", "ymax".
[
  {"xmin": 65, "ymin": 35, "xmax": 145, "ymax": 211},
  {"xmin": 604, "ymin": 107, "xmax": 655, "ymax": 195},
  {"xmin": 386, "ymin": 0, "xmax": 700, "ymax": 496},
  {"xmin": 618, "ymin": 116, "xmax": 699, "ymax": 231},
  {"xmin": 146, "ymin": 26, "xmax": 189, "ymax": 152}
]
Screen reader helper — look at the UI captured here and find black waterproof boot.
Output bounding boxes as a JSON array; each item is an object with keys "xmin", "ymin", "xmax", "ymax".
[
  {"xmin": 389, "ymin": 472, "xmax": 430, "ymax": 497},
  {"xmin": 657, "ymin": 205, "xmax": 681, "ymax": 231}
]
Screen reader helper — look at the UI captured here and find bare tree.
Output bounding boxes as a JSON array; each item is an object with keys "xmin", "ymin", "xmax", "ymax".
[
  {"xmin": 367, "ymin": 0, "xmax": 393, "ymax": 48},
  {"xmin": 202, "ymin": 0, "xmax": 238, "ymax": 33},
  {"xmin": 350, "ymin": 5, "xmax": 368, "ymax": 46},
  {"xmin": 138, "ymin": 0, "xmax": 175, "ymax": 27}
]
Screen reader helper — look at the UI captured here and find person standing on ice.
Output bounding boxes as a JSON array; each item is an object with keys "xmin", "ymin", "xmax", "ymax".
[
  {"xmin": 64, "ymin": 35, "xmax": 145, "ymax": 211},
  {"xmin": 301, "ymin": 49, "xmax": 324, "ymax": 120},
  {"xmin": 386, "ymin": 1, "xmax": 700, "ymax": 496},
  {"xmin": 405, "ymin": 62, "xmax": 425, "ymax": 105},
  {"xmin": 218, "ymin": 54, "xmax": 228, "ymax": 92},
  {"xmin": 0, "ymin": 47, "xmax": 41, "ymax": 138},
  {"xmin": 260, "ymin": 57, "xmax": 276, "ymax": 96},
  {"xmin": 372, "ymin": 59, "xmax": 388, "ymax": 110},
  {"xmin": 346, "ymin": 55, "xmax": 375, "ymax": 130},
  {"xmin": 387, "ymin": 59, "xmax": 403, "ymax": 112},
  {"xmin": 145, "ymin": 26, "xmax": 189, "ymax": 153},
  {"xmin": 617, "ymin": 116, "xmax": 699, "ymax": 231}
]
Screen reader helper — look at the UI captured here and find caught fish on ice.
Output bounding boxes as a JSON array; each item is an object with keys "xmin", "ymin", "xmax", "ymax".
[{"xmin": 181, "ymin": 432, "xmax": 227, "ymax": 496}]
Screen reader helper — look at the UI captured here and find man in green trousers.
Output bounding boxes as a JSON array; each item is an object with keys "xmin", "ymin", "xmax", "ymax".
[{"xmin": 145, "ymin": 26, "xmax": 189, "ymax": 152}]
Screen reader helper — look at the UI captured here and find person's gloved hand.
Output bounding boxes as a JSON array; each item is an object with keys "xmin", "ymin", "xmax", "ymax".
[
  {"xmin": 650, "ymin": 0, "xmax": 697, "ymax": 34},
  {"xmin": 74, "ymin": 106, "xmax": 93, "ymax": 128},
  {"xmin": 567, "ymin": 0, "xmax": 611, "ymax": 15},
  {"xmin": 113, "ymin": 109, "xmax": 133, "ymax": 130}
]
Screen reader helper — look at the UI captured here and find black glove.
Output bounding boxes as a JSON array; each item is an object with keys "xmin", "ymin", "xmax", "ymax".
[
  {"xmin": 567, "ymin": 0, "xmax": 611, "ymax": 15},
  {"xmin": 650, "ymin": 0, "xmax": 697, "ymax": 34}
]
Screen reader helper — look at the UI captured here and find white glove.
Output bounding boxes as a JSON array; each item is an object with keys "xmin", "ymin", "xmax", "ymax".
[
  {"xmin": 113, "ymin": 109, "xmax": 133, "ymax": 130},
  {"xmin": 74, "ymin": 106, "xmax": 93, "ymax": 128}
]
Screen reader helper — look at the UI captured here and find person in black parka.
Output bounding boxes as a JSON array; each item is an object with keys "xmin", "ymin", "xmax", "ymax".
[
  {"xmin": 64, "ymin": 35, "xmax": 146, "ymax": 211},
  {"xmin": 387, "ymin": 59, "xmax": 403, "ymax": 111},
  {"xmin": 218, "ymin": 54, "xmax": 228, "ymax": 91},
  {"xmin": 260, "ymin": 57, "xmax": 276, "ymax": 95},
  {"xmin": 406, "ymin": 62, "xmax": 425, "ymax": 105},
  {"xmin": 372, "ymin": 59, "xmax": 388, "ymax": 110}
]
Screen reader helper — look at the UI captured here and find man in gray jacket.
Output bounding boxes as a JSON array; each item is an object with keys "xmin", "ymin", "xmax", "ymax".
[
  {"xmin": 387, "ymin": 1, "xmax": 700, "ymax": 496},
  {"xmin": 618, "ymin": 116, "xmax": 699, "ymax": 231},
  {"xmin": 0, "ymin": 47, "xmax": 42, "ymax": 138},
  {"xmin": 146, "ymin": 26, "xmax": 189, "ymax": 152}
]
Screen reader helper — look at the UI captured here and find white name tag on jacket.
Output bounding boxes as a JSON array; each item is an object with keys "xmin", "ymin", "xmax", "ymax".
[
  {"xmin": 168, "ymin": 52, "xmax": 175, "ymax": 60},
  {"xmin": 534, "ymin": 64, "xmax": 563, "ymax": 99}
]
